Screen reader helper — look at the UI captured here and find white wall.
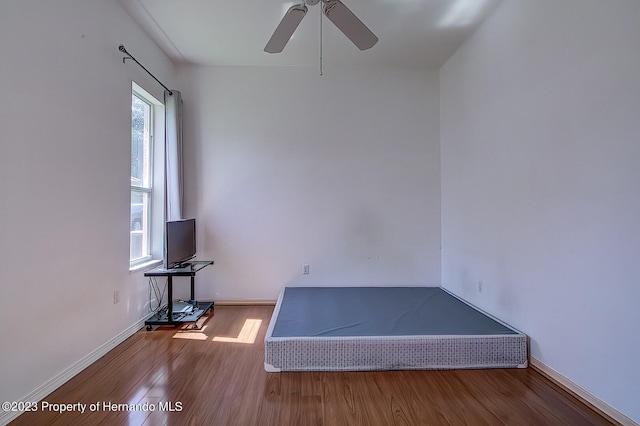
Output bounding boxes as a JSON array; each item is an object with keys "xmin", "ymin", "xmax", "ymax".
[
  {"xmin": 440, "ymin": 0, "xmax": 640, "ymax": 422},
  {"xmin": 177, "ymin": 66, "xmax": 441, "ymax": 301},
  {"xmin": 0, "ymin": 0, "xmax": 175, "ymax": 411},
  {"xmin": 5, "ymin": 0, "xmax": 637, "ymax": 422}
]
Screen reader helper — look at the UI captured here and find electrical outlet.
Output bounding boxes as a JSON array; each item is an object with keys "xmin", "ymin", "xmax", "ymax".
[
  {"xmin": 303, "ymin": 264, "xmax": 310, "ymax": 275},
  {"xmin": 113, "ymin": 289, "xmax": 120, "ymax": 304}
]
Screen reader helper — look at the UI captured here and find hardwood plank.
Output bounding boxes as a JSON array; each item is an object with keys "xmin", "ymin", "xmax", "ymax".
[{"xmin": 10, "ymin": 305, "xmax": 616, "ymax": 426}]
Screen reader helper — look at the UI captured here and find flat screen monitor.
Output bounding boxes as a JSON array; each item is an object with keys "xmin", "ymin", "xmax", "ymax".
[{"xmin": 165, "ymin": 218, "xmax": 196, "ymax": 269}]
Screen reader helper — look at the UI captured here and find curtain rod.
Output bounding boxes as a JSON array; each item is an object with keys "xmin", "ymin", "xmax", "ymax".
[{"xmin": 119, "ymin": 45, "xmax": 172, "ymax": 95}]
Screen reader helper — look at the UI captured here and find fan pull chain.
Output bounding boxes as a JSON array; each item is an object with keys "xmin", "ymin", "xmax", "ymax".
[{"xmin": 319, "ymin": 4, "xmax": 323, "ymax": 76}]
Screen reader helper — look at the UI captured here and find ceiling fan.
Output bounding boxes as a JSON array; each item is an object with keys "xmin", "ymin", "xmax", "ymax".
[{"xmin": 264, "ymin": 0, "xmax": 378, "ymax": 54}]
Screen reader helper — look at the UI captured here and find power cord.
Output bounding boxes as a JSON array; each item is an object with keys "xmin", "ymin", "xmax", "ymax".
[{"xmin": 148, "ymin": 276, "xmax": 167, "ymax": 314}]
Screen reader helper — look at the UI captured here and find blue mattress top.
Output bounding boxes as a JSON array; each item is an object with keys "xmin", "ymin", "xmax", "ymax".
[{"xmin": 270, "ymin": 287, "xmax": 517, "ymax": 337}]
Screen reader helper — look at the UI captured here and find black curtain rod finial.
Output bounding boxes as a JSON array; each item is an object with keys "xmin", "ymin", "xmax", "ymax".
[{"xmin": 119, "ymin": 45, "xmax": 132, "ymax": 63}]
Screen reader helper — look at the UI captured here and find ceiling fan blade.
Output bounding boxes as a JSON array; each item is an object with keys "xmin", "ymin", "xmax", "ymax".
[
  {"xmin": 323, "ymin": 0, "xmax": 378, "ymax": 50},
  {"xmin": 264, "ymin": 4, "xmax": 308, "ymax": 53}
]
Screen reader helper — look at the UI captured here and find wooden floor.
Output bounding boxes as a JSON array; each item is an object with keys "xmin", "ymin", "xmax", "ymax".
[{"xmin": 12, "ymin": 305, "xmax": 614, "ymax": 425}]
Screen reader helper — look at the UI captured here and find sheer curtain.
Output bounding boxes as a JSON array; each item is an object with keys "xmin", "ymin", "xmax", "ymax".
[{"xmin": 164, "ymin": 90, "xmax": 183, "ymax": 221}]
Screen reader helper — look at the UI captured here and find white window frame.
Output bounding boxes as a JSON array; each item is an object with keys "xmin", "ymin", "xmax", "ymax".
[{"xmin": 130, "ymin": 82, "xmax": 165, "ymax": 269}]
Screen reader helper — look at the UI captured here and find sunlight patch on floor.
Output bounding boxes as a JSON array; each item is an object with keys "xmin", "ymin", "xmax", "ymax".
[
  {"xmin": 172, "ymin": 324, "xmax": 209, "ymax": 340},
  {"xmin": 213, "ymin": 319, "xmax": 262, "ymax": 344}
]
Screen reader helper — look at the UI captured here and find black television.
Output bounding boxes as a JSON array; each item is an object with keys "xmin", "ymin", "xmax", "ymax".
[{"xmin": 165, "ymin": 218, "xmax": 196, "ymax": 269}]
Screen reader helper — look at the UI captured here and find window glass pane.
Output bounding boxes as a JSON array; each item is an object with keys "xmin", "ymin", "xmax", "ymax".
[
  {"xmin": 131, "ymin": 94, "xmax": 151, "ymax": 188},
  {"xmin": 130, "ymin": 191, "xmax": 144, "ymax": 232},
  {"xmin": 130, "ymin": 190, "xmax": 150, "ymax": 262},
  {"xmin": 130, "ymin": 83, "xmax": 159, "ymax": 268}
]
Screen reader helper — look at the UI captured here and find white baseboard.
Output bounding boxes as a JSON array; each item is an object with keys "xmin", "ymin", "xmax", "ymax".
[
  {"xmin": 214, "ymin": 299, "xmax": 276, "ymax": 306},
  {"xmin": 530, "ymin": 357, "xmax": 638, "ymax": 426},
  {"xmin": 0, "ymin": 316, "xmax": 149, "ymax": 426}
]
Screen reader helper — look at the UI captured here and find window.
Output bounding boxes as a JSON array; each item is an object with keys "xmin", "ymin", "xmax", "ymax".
[{"xmin": 130, "ymin": 83, "xmax": 164, "ymax": 267}]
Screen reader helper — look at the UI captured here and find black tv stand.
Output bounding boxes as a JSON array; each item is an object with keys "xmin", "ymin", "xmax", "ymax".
[{"xmin": 144, "ymin": 260, "xmax": 214, "ymax": 330}]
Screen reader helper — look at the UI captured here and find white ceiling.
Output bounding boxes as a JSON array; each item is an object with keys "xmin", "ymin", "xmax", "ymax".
[{"xmin": 119, "ymin": 0, "xmax": 502, "ymax": 70}]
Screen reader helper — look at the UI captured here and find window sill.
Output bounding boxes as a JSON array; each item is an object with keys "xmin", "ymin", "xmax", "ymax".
[{"xmin": 129, "ymin": 259, "xmax": 162, "ymax": 273}]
